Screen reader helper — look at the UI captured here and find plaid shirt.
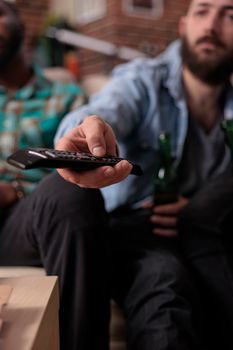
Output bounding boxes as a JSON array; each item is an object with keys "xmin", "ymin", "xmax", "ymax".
[{"xmin": 0, "ymin": 65, "xmax": 85, "ymax": 194}]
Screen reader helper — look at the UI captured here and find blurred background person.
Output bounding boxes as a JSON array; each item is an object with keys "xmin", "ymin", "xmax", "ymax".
[{"xmin": 55, "ymin": 0, "xmax": 233, "ymax": 349}]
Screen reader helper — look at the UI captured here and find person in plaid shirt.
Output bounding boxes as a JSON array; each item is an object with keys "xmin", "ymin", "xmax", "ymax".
[
  {"xmin": 0, "ymin": 2, "xmax": 107, "ymax": 350},
  {"xmin": 0, "ymin": 63, "xmax": 84, "ymax": 195}
]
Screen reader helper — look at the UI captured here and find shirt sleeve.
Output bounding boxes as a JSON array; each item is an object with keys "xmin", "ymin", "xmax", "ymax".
[{"xmin": 54, "ymin": 60, "xmax": 149, "ymax": 144}]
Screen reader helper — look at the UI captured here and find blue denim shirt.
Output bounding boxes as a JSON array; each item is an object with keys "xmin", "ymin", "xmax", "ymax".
[{"xmin": 55, "ymin": 40, "xmax": 233, "ymax": 212}]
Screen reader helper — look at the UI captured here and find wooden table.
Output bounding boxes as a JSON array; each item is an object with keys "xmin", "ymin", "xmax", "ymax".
[{"xmin": 0, "ymin": 275, "xmax": 59, "ymax": 350}]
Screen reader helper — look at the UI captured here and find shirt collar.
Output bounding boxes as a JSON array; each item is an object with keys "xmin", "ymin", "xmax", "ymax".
[{"xmin": 158, "ymin": 39, "xmax": 184, "ymax": 101}]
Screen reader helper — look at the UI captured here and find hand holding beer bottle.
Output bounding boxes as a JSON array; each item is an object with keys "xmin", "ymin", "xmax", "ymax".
[{"xmin": 150, "ymin": 133, "xmax": 188, "ymax": 237}]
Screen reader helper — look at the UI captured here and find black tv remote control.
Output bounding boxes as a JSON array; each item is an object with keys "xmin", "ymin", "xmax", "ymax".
[{"xmin": 7, "ymin": 148, "xmax": 143, "ymax": 176}]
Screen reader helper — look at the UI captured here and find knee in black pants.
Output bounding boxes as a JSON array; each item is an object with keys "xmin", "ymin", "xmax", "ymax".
[
  {"xmin": 29, "ymin": 171, "xmax": 108, "ymax": 243},
  {"xmin": 34, "ymin": 171, "xmax": 106, "ymax": 222}
]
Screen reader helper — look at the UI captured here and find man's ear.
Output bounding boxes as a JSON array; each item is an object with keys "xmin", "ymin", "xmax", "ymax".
[{"xmin": 178, "ymin": 16, "xmax": 187, "ymax": 37}]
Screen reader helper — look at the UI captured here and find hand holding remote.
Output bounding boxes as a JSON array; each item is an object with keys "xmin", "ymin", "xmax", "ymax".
[{"xmin": 55, "ymin": 116, "xmax": 135, "ymax": 188}]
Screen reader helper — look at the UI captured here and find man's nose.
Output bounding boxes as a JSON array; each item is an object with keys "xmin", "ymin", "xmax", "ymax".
[{"xmin": 203, "ymin": 12, "xmax": 220, "ymax": 34}]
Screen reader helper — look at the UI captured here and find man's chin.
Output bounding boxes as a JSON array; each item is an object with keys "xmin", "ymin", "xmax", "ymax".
[{"xmin": 194, "ymin": 52, "xmax": 223, "ymax": 67}]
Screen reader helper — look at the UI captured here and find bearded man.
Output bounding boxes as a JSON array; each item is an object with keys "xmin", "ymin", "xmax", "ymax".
[{"xmin": 54, "ymin": 0, "xmax": 233, "ymax": 349}]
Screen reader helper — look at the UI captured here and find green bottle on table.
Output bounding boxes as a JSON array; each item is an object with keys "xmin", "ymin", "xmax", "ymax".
[{"xmin": 153, "ymin": 132, "xmax": 178, "ymax": 206}]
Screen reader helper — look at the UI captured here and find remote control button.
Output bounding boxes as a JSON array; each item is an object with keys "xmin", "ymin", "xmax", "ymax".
[{"xmin": 44, "ymin": 151, "xmax": 56, "ymax": 158}]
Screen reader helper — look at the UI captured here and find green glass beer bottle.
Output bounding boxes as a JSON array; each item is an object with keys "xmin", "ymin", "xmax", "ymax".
[{"xmin": 153, "ymin": 132, "xmax": 177, "ymax": 206}]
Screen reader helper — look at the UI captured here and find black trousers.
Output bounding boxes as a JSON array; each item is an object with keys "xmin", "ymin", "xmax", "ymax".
[
  {"xmin": 0, "ymin": 172, "xmax": 110, "ymax": 350},
  {"xmin": 0, "ymin": 172, "xmax": 202, "ymax": 350},
  {"xmin": 2, "ymin": 171, "xmax": 231, "ymax": 350},
  {"xmin": 178, "ymin": 173, "xmax": 233, "ymax": 350}
]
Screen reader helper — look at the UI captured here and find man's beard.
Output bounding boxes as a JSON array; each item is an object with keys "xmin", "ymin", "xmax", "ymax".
[{"xmin": 181, "ymin": 36, "xmax": 233, "ymax": 85}]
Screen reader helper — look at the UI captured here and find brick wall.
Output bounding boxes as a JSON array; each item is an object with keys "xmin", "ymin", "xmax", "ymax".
[
  {"xmin": 77, "ymin": 0, "xmax": 190, "ymax": 76},
  {"xmin": 14, "ymin": 0, "xmax": 190, "ymax": 77}
]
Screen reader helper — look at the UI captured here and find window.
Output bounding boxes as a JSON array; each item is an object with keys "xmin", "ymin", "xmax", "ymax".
[
  {"xmin": 76, "ymin": 0, "xmax": 107, "ymax": 24},
  {"xmin": 123, "ymin": 0, "xmax": 164, "ymax": 18},
  {"xmin": 133, "ymin": 0, "xmax": 153, "ymax": 9},
  {"xmin": 50, "ymin": 0, "xmax": 75, "ymax": 22}
]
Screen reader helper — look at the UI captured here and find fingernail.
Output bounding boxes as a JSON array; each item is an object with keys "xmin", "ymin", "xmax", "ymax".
[{"xmin": 92, "ymin": 146, "xmax": 105, "ymax": 156}]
